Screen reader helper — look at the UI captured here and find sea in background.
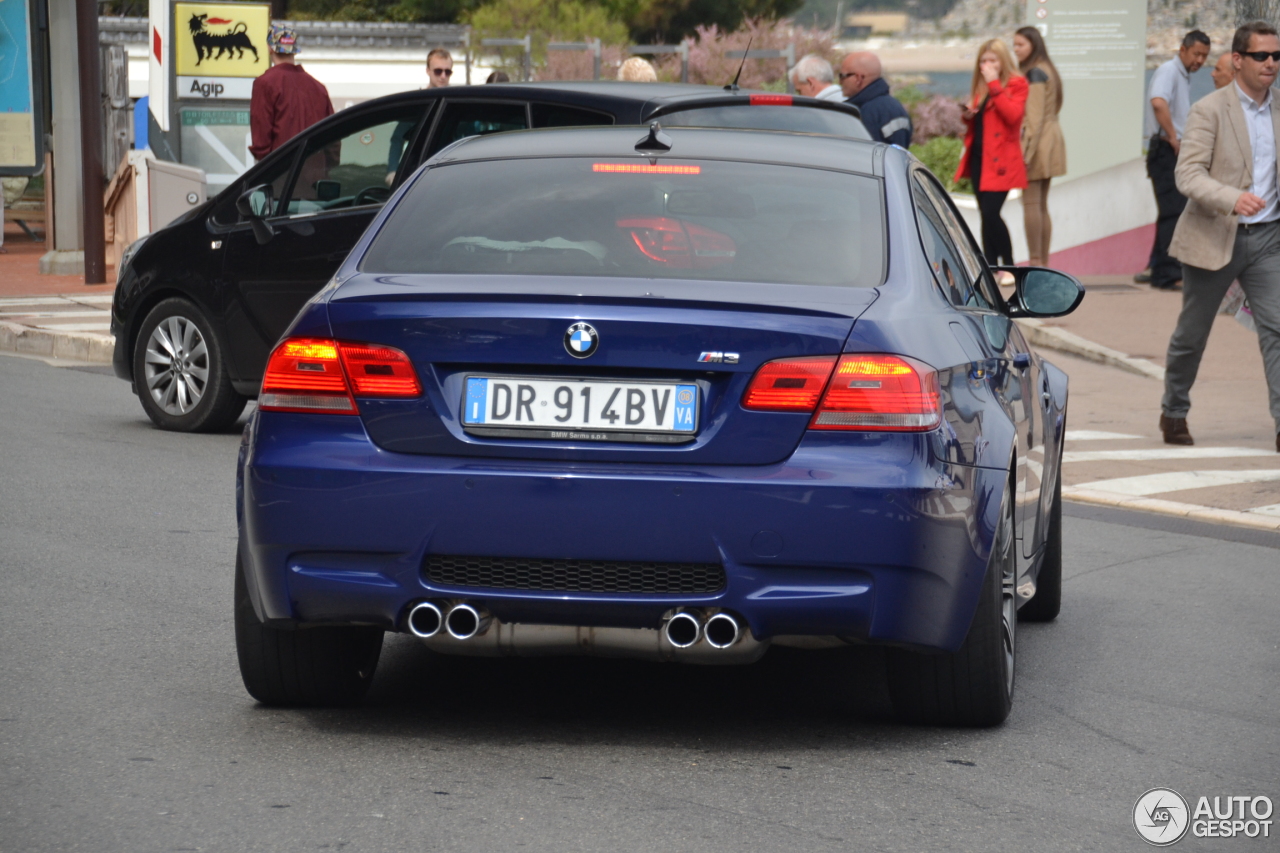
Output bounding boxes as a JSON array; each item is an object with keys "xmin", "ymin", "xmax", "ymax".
[{"xmin": 897, "ymin": 67, "xmax": 1217, "ymax": 105}]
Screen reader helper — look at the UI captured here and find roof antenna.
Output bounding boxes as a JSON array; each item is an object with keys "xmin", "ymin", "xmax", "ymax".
[
  {"xmin": 635, "ymin": 121, "xmax": 673, "ymax": 152},
  {"xmin": 725, "ymin": 36, "xmax": 753, "ymax": 91}
]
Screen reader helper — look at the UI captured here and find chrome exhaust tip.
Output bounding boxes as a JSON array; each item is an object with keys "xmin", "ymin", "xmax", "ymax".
[
  {"xmin": 445, "ymin": 603, "xmax": 489, "ymax": 640},
  {"xmin": 407, "ymin": 601, "xmax": 444, "ymax": 639},
  {"xmin": 664, "ymin": 611, "xmax": 702, "ymax": 649},
  {"xmin": 704, "ymin": 613, "xmax": 741, "ymax": 649}
]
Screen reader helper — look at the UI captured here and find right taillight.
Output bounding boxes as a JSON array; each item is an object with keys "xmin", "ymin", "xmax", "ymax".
[
  {"xmin": 810, "ymin": 354, "xmax": 941, "ymax": 431},
  {"xmin": 741, "ymin": 353, "xmax": 941, "ymax": 431}
]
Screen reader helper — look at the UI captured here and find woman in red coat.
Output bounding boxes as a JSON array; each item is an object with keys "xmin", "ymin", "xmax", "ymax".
[{"xmin": 955, "ymin": 38, "xmax": 1028, "ymax": 276}]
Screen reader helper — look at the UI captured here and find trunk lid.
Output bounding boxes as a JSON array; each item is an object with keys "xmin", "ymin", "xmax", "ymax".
[{"xmin": 325, "ymin": 274, "xmax": 878, "ymax": 465}]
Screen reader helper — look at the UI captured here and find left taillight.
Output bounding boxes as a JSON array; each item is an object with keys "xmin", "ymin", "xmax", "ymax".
[{"xmin": 259, "ymin": 338, "xmax": 420, "ymax": 414}]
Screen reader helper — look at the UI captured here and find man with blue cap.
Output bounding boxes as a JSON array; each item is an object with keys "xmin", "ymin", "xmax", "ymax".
[{"xmin": 250, "ymin": 23, "xmax": 333, "ymax": 161}]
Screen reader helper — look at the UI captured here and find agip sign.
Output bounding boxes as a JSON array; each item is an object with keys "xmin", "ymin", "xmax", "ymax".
[{"xmin": 174, "ymin": 2, "xmax": 270, "ymax": 99}]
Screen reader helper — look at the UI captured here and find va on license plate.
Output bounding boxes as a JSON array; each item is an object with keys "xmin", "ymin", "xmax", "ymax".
[{"xmin": 463, "ymin": 376, "xmax": 698, "ymax": 433}]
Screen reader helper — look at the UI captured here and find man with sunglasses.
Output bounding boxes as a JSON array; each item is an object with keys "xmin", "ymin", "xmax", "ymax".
[
  {"xmin": 427, "ymin": 49, "xmax": 454, "ymax": 88},
  {"xmin": 386, "ymin": 48, "xmax": 455, "ymax": 185},
  {"xmin": 1165, "ymin": 21, "xmax": 1280, "ymax": 452}
]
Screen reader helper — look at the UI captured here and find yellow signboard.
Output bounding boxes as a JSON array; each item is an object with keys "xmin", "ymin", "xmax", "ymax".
[{"xmin": 174, "ymin": 2, "xmax": 270, "ymax": 78}]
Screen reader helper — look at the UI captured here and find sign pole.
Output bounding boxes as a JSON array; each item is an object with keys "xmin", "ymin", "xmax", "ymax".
[{"xmin": 75, "ymin": 0, "xmax": 105, "ymax": 284}]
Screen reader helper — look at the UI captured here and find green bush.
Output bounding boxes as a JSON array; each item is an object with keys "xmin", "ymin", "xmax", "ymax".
[{"xmin": 909, "ymin": 135, "xmax": 971, "ymax": 194}]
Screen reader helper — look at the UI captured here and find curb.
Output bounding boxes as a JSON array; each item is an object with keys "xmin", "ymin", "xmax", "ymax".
[
  {"xmin": 1016, "ymin": 318, "xmax": 1165, "ymax": 381},
  {"xmin": 1064, "ymin": 486, "xmax": 1280, "ymax": 532},
  {"xmin": 0, "ymin": 320, "xmax": 114, "ymax": 364}
]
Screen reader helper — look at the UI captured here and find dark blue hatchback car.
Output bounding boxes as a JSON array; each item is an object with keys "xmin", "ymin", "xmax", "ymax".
[{"xmin": 235, "ymin": 125, "xmax": 1084, "ymax": 726}]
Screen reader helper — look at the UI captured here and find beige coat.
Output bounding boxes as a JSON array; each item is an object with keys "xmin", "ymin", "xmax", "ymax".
[
  {"xmin": 1021, "ymin": 64, "xmax": 1067, "ymax": 180},
  {"xmin": 1171, "ymin": 83, "xmax": 1280, "ymax": 270}
]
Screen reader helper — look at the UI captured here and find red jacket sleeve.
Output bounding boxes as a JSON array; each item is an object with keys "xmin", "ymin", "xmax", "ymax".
[
  {"xmin": 249, "ymin": 75, "xmax": 275, "ymax": 162},
  {"xmin": 986, "ymin": 77, "xmax": 1027, "ymax": 128}
]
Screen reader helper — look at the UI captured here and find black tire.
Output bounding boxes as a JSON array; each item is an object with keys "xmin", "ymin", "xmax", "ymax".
[
  {"xmin": 133, "ymin": 297, "xmax": 246, "ymax": 432},
  {"xmin": 887, "ymin": 478, "xmax": 1016, "ymax": 727},
  {"xmin": 234, "ymin": 553, "xmax": 383, "ymax": 707},
  {"xmin": 1019, "ymin": 473, "xmax": 1062, "ymax": 622}
]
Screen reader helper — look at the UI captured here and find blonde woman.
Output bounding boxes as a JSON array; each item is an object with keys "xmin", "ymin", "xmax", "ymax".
[
  {"xmin": 1014, "ymin": 27, "xmax": 1066, "ymax": 267},
  {"xmin": 618, "ymin": 57, "xmax": 657, "ymax": 82},
  {"xmin": 954, "ymin": 39, "xmax": 1027, "ymax": 274}
]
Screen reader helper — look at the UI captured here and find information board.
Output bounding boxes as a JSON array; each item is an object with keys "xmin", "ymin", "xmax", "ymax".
[
  {"xmin": 179, "ymin": 107, "xmax": 252, "ymax": 194},
  {"xmin": 1028, "ymin": 0, "xmax": 1148, "ymax": 181},
  {"xmin": 0, "ymin": 0, "xmax": 39, "ymax": 171}
]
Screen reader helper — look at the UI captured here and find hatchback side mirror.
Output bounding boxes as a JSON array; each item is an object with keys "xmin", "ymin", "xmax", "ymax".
[
  {"xmin": 236, "ymin": 184, "xmax": 276, "ymax": 246},
  {"xmin": 994, "ymin": 266, "xmax": 1085, "ymax": 318}
]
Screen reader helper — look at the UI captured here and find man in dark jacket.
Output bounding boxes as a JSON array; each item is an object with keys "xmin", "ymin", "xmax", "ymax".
[
  {"xmin": 840, "ymin": 52, "xmax": 912, "ymax": 147},
  {"xmin": 249, "ymin": 24, "xmax": 333, "ymax": 161}
]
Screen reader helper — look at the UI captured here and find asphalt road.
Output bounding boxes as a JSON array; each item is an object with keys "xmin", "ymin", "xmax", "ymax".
[{"xmin": 2, "ymin": 353, "xmax": 1277, "ymax": 853}]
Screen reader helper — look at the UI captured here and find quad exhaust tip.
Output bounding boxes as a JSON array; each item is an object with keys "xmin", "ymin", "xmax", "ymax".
[
  {"xmin": 446, "ymin": 603, "xmax": 489, "ymax": 640},
  {"xmin": 704, "ymin": 613, "xmax": 741, "ymax": 649},
  {"xmin": 664, "ymin": 611, "xmax": 702, "ymax": 648},
  {"xmin": 407, "ymin": 601, "xmax": 444, "ymax": 638}
]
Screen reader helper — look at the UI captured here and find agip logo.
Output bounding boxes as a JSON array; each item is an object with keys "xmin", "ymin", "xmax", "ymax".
[{"xmin": 174, "ymin": 1, "xmax": 269, "ymax": 89}]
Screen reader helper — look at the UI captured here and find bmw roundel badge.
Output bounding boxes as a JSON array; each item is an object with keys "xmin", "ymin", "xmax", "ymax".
[{"xmin": 564, "ymin": 322, "xmax": 599, "ymax": 359}]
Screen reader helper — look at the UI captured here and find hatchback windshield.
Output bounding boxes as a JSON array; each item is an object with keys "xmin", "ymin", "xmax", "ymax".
[{"xmin": 360, "ymin": 158, "xmax": 885, "ymax": 288}]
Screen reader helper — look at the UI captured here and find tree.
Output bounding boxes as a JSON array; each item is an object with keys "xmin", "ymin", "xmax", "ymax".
[{"xmin": 470, "ymin": 0, "xmax": 630, "ymax": 60}]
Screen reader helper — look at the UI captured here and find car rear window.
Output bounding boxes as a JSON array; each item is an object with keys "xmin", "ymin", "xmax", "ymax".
[
  {"xmin": 360, "ymin": 157, "xmax": 884, "ymax": 288},
  {"xmin": 657, "ymin": 105, "xmax": 870, "ymax": 139}
]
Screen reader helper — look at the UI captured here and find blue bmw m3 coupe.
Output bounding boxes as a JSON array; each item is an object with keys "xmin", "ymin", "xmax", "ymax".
[{"xmin": 234, "ymin": 124, "xmax": 1084, "ymax": 726}]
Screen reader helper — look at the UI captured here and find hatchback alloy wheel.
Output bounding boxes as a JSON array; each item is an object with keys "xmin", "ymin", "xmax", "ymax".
[
  {"xmin": 133, "ymin": 298, "xmax": 246, "ymax": 432},
  {"xmin": 144, "ymin": 315, "xmax": 209, "ymax": 415}
]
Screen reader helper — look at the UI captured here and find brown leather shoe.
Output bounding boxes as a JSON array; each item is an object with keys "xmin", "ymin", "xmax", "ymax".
[{"xmin": 1160, "ymin": 414, "xmax": 1194, "ymax": 445}]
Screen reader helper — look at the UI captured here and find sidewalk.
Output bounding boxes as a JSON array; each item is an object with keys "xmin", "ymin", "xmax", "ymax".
[
  {"xmin": 1027, "ymin": 275, "xmax": 1280, "ymax": 530},
  {"xmin": 0, "ymin": 225, "xmax": 115, "ymax": 362},
  {"xmin": 2, "ymin": 227, "xmax": 1277, "ymax": 527}
]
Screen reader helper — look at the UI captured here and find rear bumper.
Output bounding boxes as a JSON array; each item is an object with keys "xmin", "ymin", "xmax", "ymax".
[{"xmin": 238, "ymin": 412, "xmax": 1007, "ymax": 653}]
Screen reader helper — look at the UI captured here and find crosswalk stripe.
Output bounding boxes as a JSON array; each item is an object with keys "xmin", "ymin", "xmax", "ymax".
[
  {"xmin": 28, "ymin": 323, "xmax": 112, "ymax": 332},
  {"xmin": 1063, "ymin": 447, "xmax": 1275, "ymax": 463},
  {"xmin": 1064, "ymin": 430, "xmax": 1142, "ymax": 441},
  {"xmin": 1075, "ymin": 469, "xmax": 1280, "ymax": 496},
  {"xmin": 0, "ymin": 311, "xmax": 109, "ymax": 318}
]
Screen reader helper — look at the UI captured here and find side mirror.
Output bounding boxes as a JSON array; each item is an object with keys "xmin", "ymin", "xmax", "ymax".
[
  {"xmin": 314, "ymin": 180, "xmax": 341, "ymax": 202},
  {"xmin": 994, "ymin": 266, "xmax": 1085, "ymax": 318},
  {"xmin": 236, "ymin": 184, "xmax": 276, "ymax": 246}
]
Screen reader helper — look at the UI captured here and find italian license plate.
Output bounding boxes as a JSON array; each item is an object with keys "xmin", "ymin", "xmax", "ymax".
[{"xmin": 462, "ymin": 376, "xmax": 699, "ymax": 442}]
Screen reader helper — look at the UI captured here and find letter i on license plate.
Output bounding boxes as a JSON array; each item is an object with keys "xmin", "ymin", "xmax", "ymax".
[{"xmin": 463, "ymin": 376, "xmax": 698, "ymax": 435}]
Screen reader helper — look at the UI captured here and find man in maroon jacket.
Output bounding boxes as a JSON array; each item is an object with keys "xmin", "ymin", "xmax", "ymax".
[{"xmin": 249, "ymin": 24, "xmax": 333, "ymax": 162}]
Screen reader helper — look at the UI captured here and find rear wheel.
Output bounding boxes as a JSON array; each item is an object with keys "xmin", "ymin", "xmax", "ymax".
[
  {"xmin": 1019, "ymin": 473, "xmax": 1062, "ymax": 622},
  {"xmin": 887, "ymin": 479, "xmax": 1016, "ymax": 727},
  {"xmin": 133, "ymin": 298, "xmax": 246, "ymax": 432},
  {"xmin": 234, "ymin": 554, "xmax": 383, "ymax": 706}
]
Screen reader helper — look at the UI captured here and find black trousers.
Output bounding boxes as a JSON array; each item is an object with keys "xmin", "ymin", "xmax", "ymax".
[
  {"xmin": 976, "ymin": 190, "xmax": 1013, "ymax": 266},
  {"xmin": 1146, "ymin": 137, "xmax": 1187, "ymax": 287}
]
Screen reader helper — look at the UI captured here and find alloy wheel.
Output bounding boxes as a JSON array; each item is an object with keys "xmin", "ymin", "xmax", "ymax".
[{"xmin": 143, "ymin": 315, "xmax": 210, "ymax": 415}]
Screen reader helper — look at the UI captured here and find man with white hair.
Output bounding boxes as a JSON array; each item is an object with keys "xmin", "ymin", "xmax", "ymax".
[
  {"xmin": 839, "ymin": 51, "xmax": 912, "ymax": 146},
  {"xmin": 790, "ymin": 54, "xmax": 843, "ymax": 101}
]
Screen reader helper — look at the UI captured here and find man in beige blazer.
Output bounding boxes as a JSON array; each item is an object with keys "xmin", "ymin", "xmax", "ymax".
[{"xmin": 1164, "ymin": 21, "xmax": 1280, "ymax": 451}]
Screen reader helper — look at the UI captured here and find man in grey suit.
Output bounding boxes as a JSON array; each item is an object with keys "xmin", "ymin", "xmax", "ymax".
[{"xmin": 1163, "ymin": 20, "xmax": 1280, "ymax": 451}]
